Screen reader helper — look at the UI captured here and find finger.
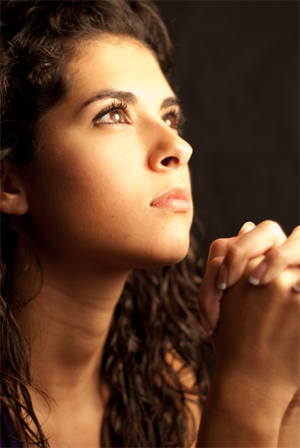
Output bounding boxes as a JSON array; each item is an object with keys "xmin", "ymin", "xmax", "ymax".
[
  {"xmin": 198, "ymin": 256, "xmax": 224, "ymax": 334},
  {"xmin": 202, "ymin": 234, "xmax": 246, "ymax": 332},
  {"xmin": 207, "ymin": 235, "xmax": 255, "ymax": 265},
  {"xmin": 289, "ymin": 225, "xmax": 300, "ymax": 238},
  {"xmin": 207, "ymin": 234, "xmax": 246, "ymax": 265},
  {"xmin": 207, "ymin": 222, "xmax": 255, "ymax": 265},
  {"xmin": 210, "ymin": 223, "xmax": 255, "ymax": 289},
  {"xmin": 216, "ymin": 220, "xmax": 287, "ymax": 289},
  {"xmin": 237, "ymin": 221, "xmax": 256, "ymax": 236},
  {"xmin": 248, "ymin": 233, "xmax": 300, "ymax": 285},
  {"xmin": 207, "ymin": 238, "xmax": 233, "ymax": 265}
]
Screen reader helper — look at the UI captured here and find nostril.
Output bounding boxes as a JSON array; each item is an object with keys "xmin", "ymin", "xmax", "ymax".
[{"xmin": 161, "ymin": 156, "xmax": 179, "ymax": 167}]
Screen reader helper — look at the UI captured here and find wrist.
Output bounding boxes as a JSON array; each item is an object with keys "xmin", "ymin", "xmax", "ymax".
[{"xmin": 197, "ymin": 371, "xmax": 282, "ymax": 447}]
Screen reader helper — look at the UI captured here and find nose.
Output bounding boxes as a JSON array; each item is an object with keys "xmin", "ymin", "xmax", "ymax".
[{"xmin": 147, "ymin": 122, "xmax": 193, "ymax": 173}]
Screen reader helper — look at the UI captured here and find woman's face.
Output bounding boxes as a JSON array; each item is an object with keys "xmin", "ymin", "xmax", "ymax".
[{"xmin": 25, "ymin": 36, "xmax": 193, "ymax": 271}]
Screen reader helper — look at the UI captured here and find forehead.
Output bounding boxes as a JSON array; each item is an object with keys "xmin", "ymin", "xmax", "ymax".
[{"xmin": 65, "ymin": 35, "xmax": 174, "ymax": 107}]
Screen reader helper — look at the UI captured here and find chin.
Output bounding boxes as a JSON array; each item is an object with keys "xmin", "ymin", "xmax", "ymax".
[{"xmin": 131, "ymin": 235, "xmax": 191, "ymax": 269}]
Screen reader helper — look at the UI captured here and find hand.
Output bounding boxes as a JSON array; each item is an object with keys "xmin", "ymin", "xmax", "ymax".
[
  {"xmin": 216, "ymin": 255, "xmax": 299, "ymax": 398},
  {"xmin": 197, "ymin": 221, "xmax": 255, "ymax": 333},
  {"xmin": 198, "ymin": 221, "xmax": 300, "ymax": 333},
  {"xmin": 197, "ymin": 221, "xmax": 300, "ymax": 446},
  {"xmin": 197, "ymin": 258, "xmax": 300, "ymax": 447}
]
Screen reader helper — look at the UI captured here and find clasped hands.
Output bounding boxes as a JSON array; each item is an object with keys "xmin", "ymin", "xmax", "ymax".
[{"xmin": 198, "ymin": 221, "xmax": 300, "ymax": 430}]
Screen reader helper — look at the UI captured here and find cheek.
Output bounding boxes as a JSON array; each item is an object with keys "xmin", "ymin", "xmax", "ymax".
[
  {"xmin": 29, "ymin": 135, "xmax": 145, "ymax": 242},
  {"xmin": 27, "ymin": 133, "xmax": 193, "ymax": 268},
  {"xmin": 62, "ymin": 144, "xmax": 143, "ymax": 222}
]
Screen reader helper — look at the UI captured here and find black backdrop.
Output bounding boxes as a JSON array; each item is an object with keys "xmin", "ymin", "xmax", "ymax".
[{"xmin": 154, "ymin": 1, "xmax": 299, "ymax": 260}]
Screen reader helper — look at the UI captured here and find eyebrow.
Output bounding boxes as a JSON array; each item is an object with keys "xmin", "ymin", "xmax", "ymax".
[
  {"xmin": 160, "ymin": 97, "xmax": 180, "ymax": 109},
  {"xmin": 77, "ymin": 89, "xmax": 180, "ymax": 114}
]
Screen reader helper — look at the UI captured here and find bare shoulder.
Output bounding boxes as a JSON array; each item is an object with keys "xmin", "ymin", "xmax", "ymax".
[{"xmin": 165, "ymin": 348, "xmax": 201, "ymax": 448}]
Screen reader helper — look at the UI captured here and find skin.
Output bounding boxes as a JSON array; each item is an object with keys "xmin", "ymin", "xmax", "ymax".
[
  {"xmin": 1, "ymin": 36, "xmax": 193, "ymax": 447},
  {"xmin": 198, "ymin": 222, "xmax": 300, "ymax": 447},
  {"xmin": 1, "ymin": 35, "xmax": 299, "ymax": 447}
]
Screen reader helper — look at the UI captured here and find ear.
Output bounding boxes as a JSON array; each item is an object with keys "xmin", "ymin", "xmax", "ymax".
[{"xmin": 1, "ymin": 160, "xmax": 29, "ymax": 215}]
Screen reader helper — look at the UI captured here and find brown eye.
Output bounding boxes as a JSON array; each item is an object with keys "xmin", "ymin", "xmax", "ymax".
[
  {"xmin": 164, "ymin": 117, "xmax": 173, "ymax": 127},
  {"xmin": 95, "ymin": 109, "xmax": 128, "ymax": 125},
  {"xmin": 110, "ymin": 111, "xmax": 123, "ymax": 122},
  {"xmin": 163, "ymin": 110, "xmax": 180, "ymax": 130}
]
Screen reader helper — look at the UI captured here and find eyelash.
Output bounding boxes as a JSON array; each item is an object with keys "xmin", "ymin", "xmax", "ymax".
[
  {"xmin": 93, "ymin": 101, "xmax": 129, "ymax": 125},
  {"xmin": 93, "ymin": 101, "xmax": 186, "ymax": 134},
  {"xmin": 161, "ymin": 107, "xmax": 186, "ymax": 135}
]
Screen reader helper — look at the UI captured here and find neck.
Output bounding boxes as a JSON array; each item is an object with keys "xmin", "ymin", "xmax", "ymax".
[{"xmin": 14, "ymin": 243, "xmax": 130, "ymax": 412}]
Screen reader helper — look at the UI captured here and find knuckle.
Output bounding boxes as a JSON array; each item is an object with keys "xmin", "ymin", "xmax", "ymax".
[
  {"xmin": 271, "ymin": 268, "xmax": 299, "ymax": 299},
  {"xmin": 263, "ymin": 220, "xmax": 283, "ymax": 235},
  {"xmin": 291, "ymin": 225, "xmax": 300, "ymax": 236},
  {"xmin": 226, "ymin": 243, "xmax": 243, "ymax": 263},
  {"xmin": 271, "ymin": 273, "xmax": 287, "ymax": 291},
  {"xmin": 209, "ymin": 239, "xmax": 226, "ymax": 255},
  {"xmin": 266, "ymin": 246, "xmax": 287, "ymax": 265}
]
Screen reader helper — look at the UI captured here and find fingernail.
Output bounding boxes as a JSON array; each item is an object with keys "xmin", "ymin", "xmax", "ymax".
[
  {"xmin": 200, "ymin": 314, "xmax": 214, "ymax": 336},
  {"xmin": 248, "ymin": 261, "xmax": 268, "ymax": 285},
  {"xmin": 292, "ymin": 279, "xmax": 300, "ymax": 292},
  {"xmin": 240, "ymin": 221, "xmax": 255, "ymax": 230},
  {"xmin": 216, "ymin": 264, "xmax": 228, "ymax": 290}
]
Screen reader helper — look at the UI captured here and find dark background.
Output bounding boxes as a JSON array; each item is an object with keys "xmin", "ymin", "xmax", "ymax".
[{"xmin": 154, "ymin": 0, "xmax": 299, "ymax": 261}]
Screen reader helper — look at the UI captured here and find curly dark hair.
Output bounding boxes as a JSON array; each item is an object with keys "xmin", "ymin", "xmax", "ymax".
[{"xmin": 1, "ymin": 1, "xmax": 210, "ymax": 446}]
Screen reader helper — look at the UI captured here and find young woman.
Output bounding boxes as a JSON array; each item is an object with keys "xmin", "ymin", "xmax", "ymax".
[
  {"xmin": 1, "ymin": 1, "xmax": 299, "ymax": 447},
  {"xmin": 1, "ymin": 5, "xmax": 208, "ymax": 447}
]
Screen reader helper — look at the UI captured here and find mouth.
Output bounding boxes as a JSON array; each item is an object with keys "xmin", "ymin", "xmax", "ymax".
[{"xmin": 150, "ymin": 185, "xmax": 191, "ymax": 211}]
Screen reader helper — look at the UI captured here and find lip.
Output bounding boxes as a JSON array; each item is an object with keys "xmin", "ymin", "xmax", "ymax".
[{"xmin": 150, "ymin": 185, "xmax": 191, "ymax": 211}]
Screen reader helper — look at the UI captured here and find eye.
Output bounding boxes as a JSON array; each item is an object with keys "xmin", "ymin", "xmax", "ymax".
[
  {"xmin": 94, "ymin": 108, "xmax": 128, "ymax": 125},
  {"xmin": 162, "ymin": 108, "xmax": 186, "ymax": 136},
  {"xmin": 164, "ymin": 115, "xmax": 176, "ymax": 128},
  {"xmin": 162, "ymin": 109, "xmax": 181, "ymax": 130},
  {"xmin": 93, "ymin": 101, "xmax": 130, "ymax": 126}
]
